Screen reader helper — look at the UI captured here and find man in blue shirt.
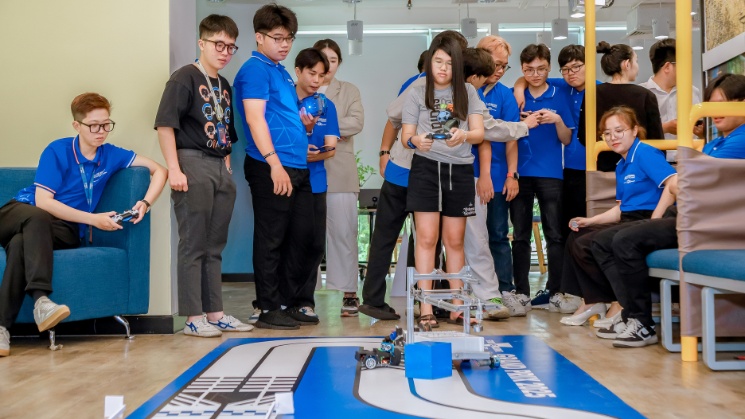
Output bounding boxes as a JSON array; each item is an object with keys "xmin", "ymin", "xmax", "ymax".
[
  {"xmin": 591, "ymin": 73, "xmax": 745, "ymax": 348},
  {"xmin": 291, "ymin": 48, "xmax": 339, "ymax": 325},
  {"xmin": 234, "ymin": 4, "xmax": 317, "ymax": 330},
  {"xmin": 0, "ymin": 93, "xmax": 167, "ymax": 357},
  {"xmin": 510, "ymin": 44, "xmax": 575, "ymax": 311}
]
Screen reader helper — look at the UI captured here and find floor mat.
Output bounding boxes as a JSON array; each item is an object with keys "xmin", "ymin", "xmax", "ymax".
[{"xmin": 129, "ymin": 335, "xmax": 644, "ymax": 418}]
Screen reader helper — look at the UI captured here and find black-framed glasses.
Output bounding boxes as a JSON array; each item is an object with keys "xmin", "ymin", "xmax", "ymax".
[
  {"xmin": 495, "ymin": 63, "xmax": 511, "ymax": 72},
  {"xmin": 560, "ymin": 63, "xmax": 585, "ymax": 75},
  {"xmin": 77, "ymin": 121, "xmax": 115, "ymax": 133},
  {"xmin": 203, "ymin": 39, "xmax": 239, "ymax": 55},
  {"xmin": 522, "ymin": 67, "xmax": 549, "ymax": 76},
  {"xmin": 601, "ymin": 128, "xmax": 631, "ymax": 142},
  {"xmin": 259, "ymin": 32, "xmax": 295, "ymax": 44}
]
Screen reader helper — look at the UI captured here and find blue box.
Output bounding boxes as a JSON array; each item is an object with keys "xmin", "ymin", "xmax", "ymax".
[{"xmin": 404, "ymin": 341, "xmax": 452, "ymax": 379}]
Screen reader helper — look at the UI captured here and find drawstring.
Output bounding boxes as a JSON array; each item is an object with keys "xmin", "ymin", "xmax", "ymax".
[
  {"xmin": 449, "ymin": 163, "xmax": 453, "ymax": 190},
  {"xmin": 437, "ymin": 162, "xmax": 442, "ymax": 212}
]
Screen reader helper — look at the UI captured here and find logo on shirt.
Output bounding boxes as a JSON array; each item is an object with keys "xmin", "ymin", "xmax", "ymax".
[
  {"xmin": 93, "ymin": 170, "xmax": 108, "ymax": 182},
  {"xmin": 624, "ymin": 174, "xmax": 636, "ymax": 184}
]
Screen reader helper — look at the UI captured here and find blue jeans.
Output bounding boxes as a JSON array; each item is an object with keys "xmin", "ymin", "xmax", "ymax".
[
  {"xmin": 509, "ymin": 177, "xmax": 564, "ymax": 296},
  {"xmin": 486, "ymin": 192, "xmax": 514, "ymax": 292}
]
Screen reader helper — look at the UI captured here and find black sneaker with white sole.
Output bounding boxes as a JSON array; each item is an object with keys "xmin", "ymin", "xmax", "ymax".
[
  {"xmin": 612, "ymin": 318, "xmax": 658, "ymax": 348},
  {"xmin": 256, "ymin": 309, "xmax": 300, "ymax": 330}
]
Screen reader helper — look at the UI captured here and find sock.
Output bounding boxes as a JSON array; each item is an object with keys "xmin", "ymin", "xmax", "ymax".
[{"xmin": 31, "ymin": 290, "xmax": 48, "ymax": 302}]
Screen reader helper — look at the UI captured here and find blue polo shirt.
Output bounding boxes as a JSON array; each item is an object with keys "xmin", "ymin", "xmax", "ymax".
[
  {"xmin": 615, "ymin": 138, "xmax": 676, "ymax": 212},
  {"xmin": 307, "ymin": 99, "xmax": 340, "ymax": 193},
  {"xmin": 703, "ymin": 124, "xmax": 745, "ymax": 159},
  {"xmin": 398, "ymin": 72, "xmax": 425, "ymax": 96},
  {"xmin": 547, "ymin": 78, "xmax": 599, "ymax": 170},
  {"xmin": 15, "ymin": 136, "xmax": 136, "ymax": 233},
  {"xmin": 234, "ymin": 51, "xmax": 307, "ymax": 169},
  {"xmin": 476, "ymin": 82, "xmax": 521, "ymax": 190},
  {"xmin": 519, "ymin": 85, "xmax": 576, "ymax": 179}
]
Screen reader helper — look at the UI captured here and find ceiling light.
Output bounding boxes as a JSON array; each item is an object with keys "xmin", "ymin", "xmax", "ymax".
[
  {"xmin": 652, "ymin": 18, "xmax": 669, "ymax": 40},
  {"xmin": 552, "ymin": 18, "xmax": 568, "ymax": 40},
  {"xmin": 344, "ymin": 0, "xmax": 363, "ymax": 56},
  {"xmin": 631, "ymin": 39, "xmax": 644, "ymax": 50}
]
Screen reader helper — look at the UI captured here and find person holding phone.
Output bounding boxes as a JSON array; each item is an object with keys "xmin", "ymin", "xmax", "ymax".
[{"xmin": 290, "ymin": 48, "xmax": 339, "ymax": 325}]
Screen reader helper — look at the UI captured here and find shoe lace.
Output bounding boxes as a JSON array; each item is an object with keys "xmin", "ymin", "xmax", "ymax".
[
  {"xmin": 36, "ymin": 299, "xmax": 57, "ymax": 313},
  {"xmin": 617, "ymin": 318, "xmax": 641, "ymax": 338},
  {"xmin": 535, "ymin": 290, "xmax": 549, "ymax": 298},
  {"xmin": 489, "ymin": 297, "xmax": 503, "ymax": 305}
]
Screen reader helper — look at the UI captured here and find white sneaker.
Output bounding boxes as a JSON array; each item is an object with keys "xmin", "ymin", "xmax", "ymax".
[
  {"xmin": 184, "ymin": 317, "xmax": 222, "ymax": 338},
  {"xmin": 33, "ymin": 296, "xmax": 70, "ymax": 332},
  {"xmin": 593, "ymin": 310, "xmax": 622, "ymax": 329},
  {"xmin": 0, "ymin": 326, "xmax": 9, "ymax": 357},
  {"xmin": 549, "ymin": 293, "xmax": 582, "ymax": 314},
  {"xmin": 501, "ymin": 291, "xmax": 526, "ymax": 317},
  {"xmin": 208, "ymin": 314, "xmax": 253, "ymax": 332},
  {"xmin": 612, "ymin": 318, "xmax": 658, "ymax": 348},
  {"xmin": 514, "ymin": 292, "xmax": 532, "ymax": 312},
  {"xmin": 596, "ymin": 318, "xmax": 627, "ymax": 339},
  {"xmin": 486, "ymin": 298, "xmax": 510, "ymax": 320}
]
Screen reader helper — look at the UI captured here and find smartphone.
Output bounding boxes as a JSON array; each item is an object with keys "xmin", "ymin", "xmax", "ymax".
[
  {"xmin": 318, "ymin": 145, "xmax": 336, "ymax": 153},
  {"xmin": 695, "ymin": 119, "xmax": 704, "ymax": 127}
]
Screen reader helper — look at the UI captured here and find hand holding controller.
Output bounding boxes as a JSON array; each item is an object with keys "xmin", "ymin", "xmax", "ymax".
[
  {"xmin": 426, "ymin": 132, "xmax": 452, "ymax": 140},
  {"xmin": 111, "ymin": 209, "xmax": 139, "ymax": 225}
]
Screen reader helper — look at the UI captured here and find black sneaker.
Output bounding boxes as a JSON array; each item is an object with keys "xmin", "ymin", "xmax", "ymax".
[
  {"xmin": 358, "ymin": 303, "xmax": 400, "ymax": 320},
  {"xmin": 612, "ymin": 318, "xmax": 658, "ymax": 348},
  {"xmin": 341, "ymin": 297, "xmax": 360, "ymax": 317},
  {"xmin": 256, "ymin": 309, "xmax": 300, "ymax": 330},
  {"xmin": 285, "ymin": 307, "xmax": 320, "ymax": 325}
]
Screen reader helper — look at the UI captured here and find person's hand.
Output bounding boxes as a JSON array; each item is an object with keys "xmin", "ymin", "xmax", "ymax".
[
  {"xmin": 503, "ymin": 177, "xmax": 519, "ymax": 201},
  {"xmin": 131, "ymin": 201, "xmax": 148, "ymax": 224},
  {"xmin": 514, "ymin": 91, "xmax": 526, "ymax": 111},
  {"xmin": 693, "ymin": 123, "xmax": 704, "ymax": 138},
  {"xmin": 271, "ymin": 165, "xmax": 293, "ymax": 196},
  {"xmin": 522, "ymin": 112, "xmax": 539, "ymax": 129},
  {"xmin": 90, "ymin": 212, "xmax": 123, "ymax": 231},
  {"xmin": 299, "ymin": 108, "xmax": 319, "ymax": 134},
  {"xmin": 536, "ymin": 109, "xmax": 561, "ymax": 125},
  {"xmin": 307, "ymin": 145, "xmax": 322, "ymax": 163},
  {"xmin": 169, "ymin": 169, "xmax": 188, "ymax": 192},
  {"xmin": 476, "ymin": 176, "xmax": 494, "ymax": 205},
  {"xmin": 379, "ymin": 153, "xmax": 390, "ymax": 178},
  {"xmin": 340, "ymin": 136, "xmax": 350, "ymax": 142},
  {"xmin": 569, "ymin": 217, "xmax": 591, "ymax": 232},
  {"xmin": 413, "ymin": 134, "xmax": 433, "ymax": 152},
  {"xmin": 663, "ymin": 119, "xmax": 678, "ymax": 135},
  {"xmin": 445, "ymin": 128, "xmax": 467, "ymax": 148}
]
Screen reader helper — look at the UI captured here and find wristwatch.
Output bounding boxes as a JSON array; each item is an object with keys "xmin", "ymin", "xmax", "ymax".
[
  {"xmin": 379, "ymin": 150, "xmax": 390, "ymax": 156},
  {"xmin": 507, "ymin": 172, "xmax": 519, "ymax": 180}
]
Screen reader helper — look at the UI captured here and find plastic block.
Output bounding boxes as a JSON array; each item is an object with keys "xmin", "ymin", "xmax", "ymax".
[{"xmin": 404, "ymin": 341, "xmax": 452, "ymax": 379}]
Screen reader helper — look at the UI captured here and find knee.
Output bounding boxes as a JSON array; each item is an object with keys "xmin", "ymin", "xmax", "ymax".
[
  {"xmin": 7, "ymin": 234, "xmax": 24, "ymax": 251},
  {"xmin": 442, "ymin": 236, "xmax": 464, "ymax": 252},
  {"xmin": 24, "ymin": 210, "xmax": 53, "ymax": 228},
  {"xmin": 416, "ymin": 233, "xmax": 439, "ymax": 250}
]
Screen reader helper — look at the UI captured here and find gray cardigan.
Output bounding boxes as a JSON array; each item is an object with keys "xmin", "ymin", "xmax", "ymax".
[{"xmin": 323, "ymin": 77, "xmax": 365, "ymax": 192}]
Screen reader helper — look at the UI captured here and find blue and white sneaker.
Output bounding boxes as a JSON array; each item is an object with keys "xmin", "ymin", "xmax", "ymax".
[
  {"xmin": 208, "ymin": 314, "xmax": 254, "ymax": 332},
  {"xmin": 184, "ymin": 317, "xmax": 222, "ymax": 338}
]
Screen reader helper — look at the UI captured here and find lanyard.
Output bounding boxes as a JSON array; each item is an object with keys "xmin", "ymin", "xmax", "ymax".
[
  {"xmin": 73, "ymin": 135, "xmax": 99, "ymax": 242},
  {"xmin": 195, "ymin": 60, "xmax": 224, "ymax": 122}
]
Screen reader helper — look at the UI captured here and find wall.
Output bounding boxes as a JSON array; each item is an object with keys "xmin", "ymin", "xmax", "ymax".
[{"xmin": 0, "ymin": 0, "xmax": 173, "ymax": 315}]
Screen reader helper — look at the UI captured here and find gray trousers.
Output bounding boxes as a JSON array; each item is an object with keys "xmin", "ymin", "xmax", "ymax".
[
  {"xmin": 465, "ymin": 178, "xmax": 502, "ymax": 300},
  {"xmin": 173, "ymin": 149, "xmax": 236, "ymax": 316}
]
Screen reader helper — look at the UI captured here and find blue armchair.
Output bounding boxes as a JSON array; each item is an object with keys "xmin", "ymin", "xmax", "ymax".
[{"xmin": 0, "ymin": 167, "xmax": 151, "ymax": 349}]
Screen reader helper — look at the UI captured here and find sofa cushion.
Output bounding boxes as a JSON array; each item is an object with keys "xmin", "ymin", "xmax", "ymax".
[
  {"xmin": 646, "ymin": 249, "xmax": 680, "ymax": 271},
  {"xmin": 682, "ymin": 250, "xmax": 745, "ymax": 282},
  {"xmin": 0, "ymin": 247, "xmax": 131, "ymax": 324}
]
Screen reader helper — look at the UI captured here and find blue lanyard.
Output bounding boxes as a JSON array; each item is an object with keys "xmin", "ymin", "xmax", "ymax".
[{"xmin": 73, "ymin": 136, "xmax": 98, "ymax": 212}]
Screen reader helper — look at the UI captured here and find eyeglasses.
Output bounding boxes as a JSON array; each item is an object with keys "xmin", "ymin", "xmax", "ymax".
[
  {"xmin": 203, "ymin": 39, "xmax": 239, "ymax": 55},
  {"xmin": 560, "ymin": 63, "xmax": 584, "ymax": 75},
  {"xmin": 494, "ymin": 63, "xmax": 511, "ymax": 72},
  {"xmin": 260, "ymin": 32, "xmax": 295, "ymax": 44},
  {"xmin": 601, "ymin": 128, "xmax": 631, "ymax": 142},
  {"xmin": 78, "ymin": 121, "xmax": 115, "ymax": 133},
  {"xmin": 522, "ymin": 67, "xmax": 549, "ymax": 76}
]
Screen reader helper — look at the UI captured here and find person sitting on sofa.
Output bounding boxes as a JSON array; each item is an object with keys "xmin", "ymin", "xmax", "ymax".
[{"xmin": 0, "ymin": 92, "xmax": 167, "ymax": 357}]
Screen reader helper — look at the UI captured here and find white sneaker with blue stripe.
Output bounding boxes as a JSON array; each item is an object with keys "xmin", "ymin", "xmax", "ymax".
[
  {"xmin": 208, "ymin": 314, "xmax": 254, "ymax": 332},
  {"xmin": 184, "ymin": 317, "xmax": 222, "ymax": 338}
]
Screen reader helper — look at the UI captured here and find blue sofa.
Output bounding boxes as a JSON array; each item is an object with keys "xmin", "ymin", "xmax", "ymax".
[{"xmin": 0, "ymin": 167, "xmax": 151, "ymax": 348}]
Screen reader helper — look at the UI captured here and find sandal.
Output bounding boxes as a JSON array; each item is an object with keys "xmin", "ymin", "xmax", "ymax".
[
  {"xmin": 446, "ymin": 313, "xmax": 478, "ymax": 326},
  {"xmin": 419, "ymin": 314, "xmax": 440, "ymax": 328}
]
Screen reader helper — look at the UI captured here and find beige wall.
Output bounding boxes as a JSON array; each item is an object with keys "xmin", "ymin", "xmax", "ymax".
[{"xmin": 0, "ymin": 0, "xmax": 174, "ymax": 315}]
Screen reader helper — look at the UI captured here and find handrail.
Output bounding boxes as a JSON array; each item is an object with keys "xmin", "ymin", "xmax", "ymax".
[{"xmin": 592, "ymin": 140, "xmax": 705, "ymax": 159}]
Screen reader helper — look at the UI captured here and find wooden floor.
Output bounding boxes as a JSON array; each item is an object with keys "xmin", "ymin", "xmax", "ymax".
[{"xmin": 1, "ymin": 273, "xmax": 743, "ymax": 419}]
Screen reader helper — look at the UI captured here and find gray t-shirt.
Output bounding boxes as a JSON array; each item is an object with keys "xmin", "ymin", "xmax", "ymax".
[{"xmin": 402, "ymin": 83, "xmax": 485, "ymax": 165}]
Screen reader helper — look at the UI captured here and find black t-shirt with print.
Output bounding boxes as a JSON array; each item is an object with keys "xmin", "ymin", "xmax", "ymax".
[{"xmin": 154, "ymin": 63, "xmax": 238, "ymax": 158}]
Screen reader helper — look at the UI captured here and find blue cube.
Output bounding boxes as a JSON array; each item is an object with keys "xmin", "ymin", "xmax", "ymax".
[{"xmin": 404, "ymin": 341, "xmax": 452, "ymax": 379}]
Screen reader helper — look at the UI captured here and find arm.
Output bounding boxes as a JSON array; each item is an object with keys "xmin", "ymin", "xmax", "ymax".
[
  {"xmin": 244, "ymin": 99, "xmax": 292, "ymax": 196},
  {"xmin": 35, "ymin": 188, "xmax": 121, "ymax": 231},
  {"xmin": 569, "ymin": 204, "xmax": 621, "ymax": 231},
  {"xmin": 401, "ymin": 123, "xmax": 432, "ymax": 151},
  {"xmin": 338, "ymin": 84, "xmax": 365, "ymax": 138},
  {"xmin": 512, "ymin": 77, "xmax": 528, "ymax": 111},
  {"xmin": 503, "ymin": 141, "xmax": 519, "ymax": 201},
  {"xmin": 476, "ymin": 142, "xmax": 494, "ymax": 205},
  {"xmin": 307, "ymin": 135, "xmax": 338, "ymax": 163},
  {"xmin": 379, "ymin": 120, "xmax": 399, "ymax": 177},
  {"xmin": 157, "ymin": 127, "xmax": 187, "ymax": 192},
  {"xmin": 129, "ymin": 155, "xmax": 168, "ymax": 223},
  {"xmin": 651, "ymin": 180, "xmax": 676, "ymax": 219},
  {"xmin": 540, "ymin": 110, "xmax": 572, "ymax": 145},
  {"xmin": 645, "ymin": 93, "xmax": 665, "ymax": 140}
]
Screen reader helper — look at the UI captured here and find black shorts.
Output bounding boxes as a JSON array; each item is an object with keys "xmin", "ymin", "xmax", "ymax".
[{"xmin": 406, "ymin": 154, "xmax": 476, "ymax": 217}]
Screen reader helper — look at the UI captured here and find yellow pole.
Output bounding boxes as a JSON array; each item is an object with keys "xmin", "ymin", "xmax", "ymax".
[
  {"xmin": 676, "ymin": 0, "xmax": 698, "ymax": 362},
  {"xmin": 585, "ymin": 2, "xmax": 597, "ymax": 171}
]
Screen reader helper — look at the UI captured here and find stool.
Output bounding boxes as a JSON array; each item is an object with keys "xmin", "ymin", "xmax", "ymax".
[{"xmin": 532, "ymin": 215, "xmax": 547, "ymax": 274}]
